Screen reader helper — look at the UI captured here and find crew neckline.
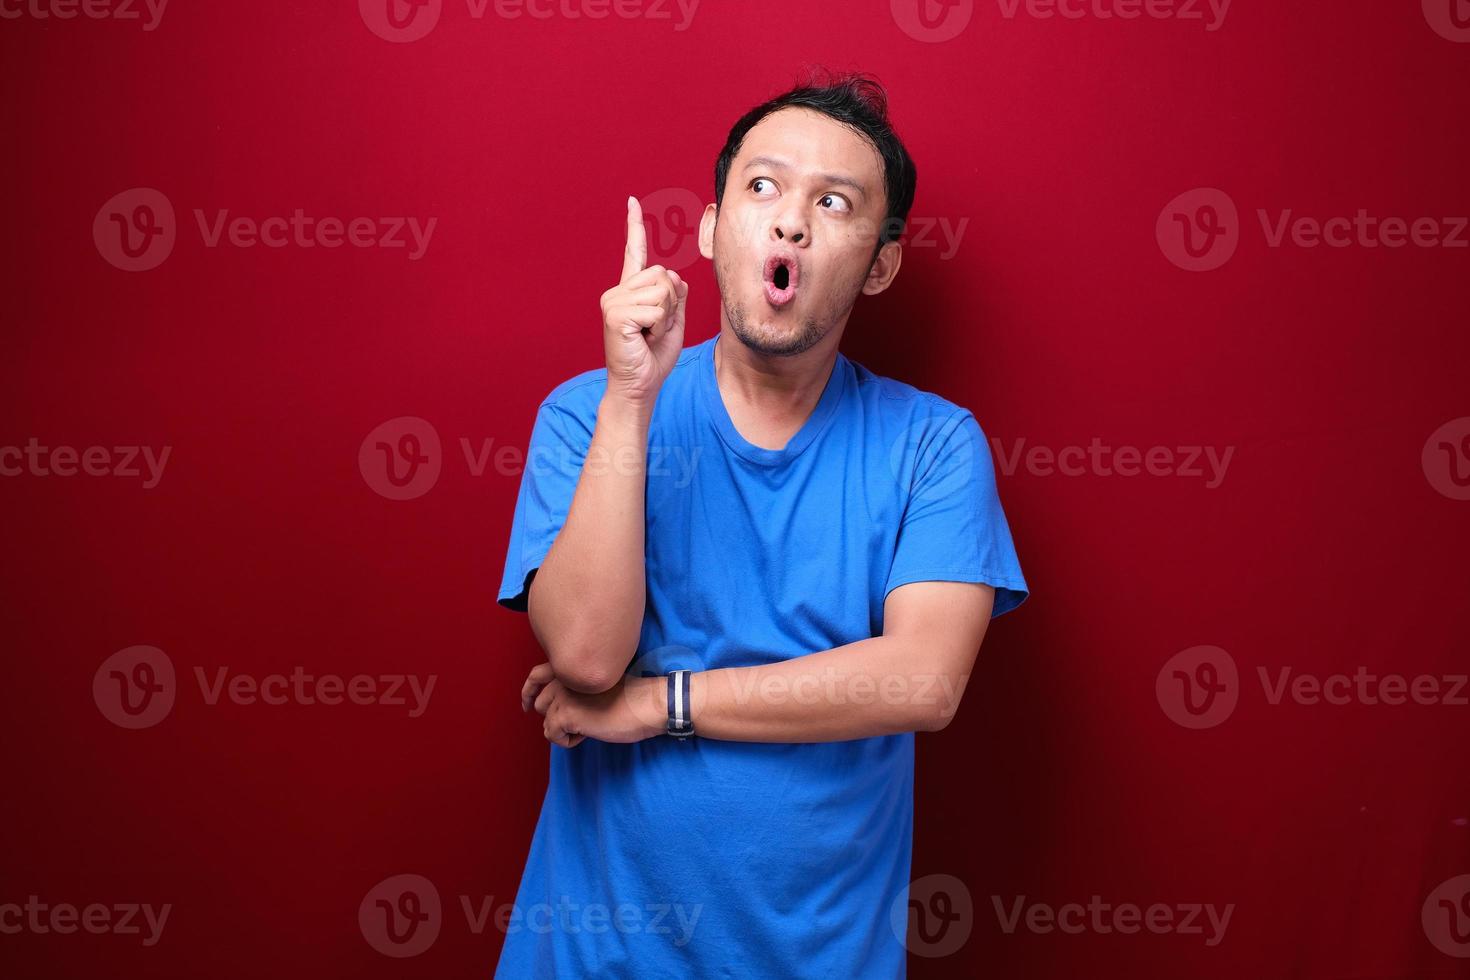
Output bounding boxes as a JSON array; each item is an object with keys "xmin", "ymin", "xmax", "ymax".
[{"xmin": 697, "ymin": 332, "xmax": 850, "ymax": 466}]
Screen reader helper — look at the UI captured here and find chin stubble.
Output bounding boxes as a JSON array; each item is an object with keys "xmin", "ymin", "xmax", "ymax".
[{"xmin": 725, "ymin": 301, "xmax": 826, "ymax": 357}]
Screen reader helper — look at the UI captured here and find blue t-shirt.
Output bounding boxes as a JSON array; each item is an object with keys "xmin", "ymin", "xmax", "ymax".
[{"xmin": 495, "ymin": 333, "xmax": 1028, "ymax": 979}]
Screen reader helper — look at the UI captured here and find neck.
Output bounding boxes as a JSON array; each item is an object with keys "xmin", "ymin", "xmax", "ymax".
[{"xmin": 713, "ymin": 326, "xmax": 839, "ymax": 417}]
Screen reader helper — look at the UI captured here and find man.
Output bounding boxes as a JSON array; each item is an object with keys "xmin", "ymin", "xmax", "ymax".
[{"xmin": 496, "ymin": 71, "xmax": 1028, "ymax": 978}]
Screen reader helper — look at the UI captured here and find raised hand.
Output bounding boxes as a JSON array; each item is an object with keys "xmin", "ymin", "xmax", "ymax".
[{"xmin": 600, "ymin": 196, "xmax": 689, "ymax": 409}]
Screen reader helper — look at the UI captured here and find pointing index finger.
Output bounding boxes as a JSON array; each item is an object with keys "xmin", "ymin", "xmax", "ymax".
[{"xmin": 622, "ymin": 195, "xmax": 647, "ymax": 283}]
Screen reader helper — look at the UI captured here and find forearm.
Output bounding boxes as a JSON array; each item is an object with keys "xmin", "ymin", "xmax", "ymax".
[
  {"xmin": 528, "ymin": 394, "xmax": 651, "ymax": 693},
  {"xmin": 687, "ymin": 634, "xmax": 972, "ymax": 742}
]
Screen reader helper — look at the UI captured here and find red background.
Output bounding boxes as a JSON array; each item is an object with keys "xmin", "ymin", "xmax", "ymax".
[{"xmin": 3, "ymin": 0, "xmax": 1468, "ymax": 976}]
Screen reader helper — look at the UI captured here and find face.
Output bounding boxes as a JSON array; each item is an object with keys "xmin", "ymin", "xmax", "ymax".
[{"xmin": 699, "ymin": 107, "xmax": 902, "ymax": 358}]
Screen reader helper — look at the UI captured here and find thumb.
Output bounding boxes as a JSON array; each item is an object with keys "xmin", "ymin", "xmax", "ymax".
[{"xmin": 664, "ymin": 270, "xmax": 689, "ymax": 340}]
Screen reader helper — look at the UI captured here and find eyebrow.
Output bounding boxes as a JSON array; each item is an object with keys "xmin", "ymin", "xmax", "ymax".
[{"xmin": 741, "ymin": 155, "xmax": 868, "ymax": 199}]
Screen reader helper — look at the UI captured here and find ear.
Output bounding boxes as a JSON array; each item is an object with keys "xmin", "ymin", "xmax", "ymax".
[
  {"xmin": 861, "ymin": 240, "xmax": 903, "ymax": 296},
  {"xmin": 698, "ymin": 204, "xmax": 719, "ymax": 260}
]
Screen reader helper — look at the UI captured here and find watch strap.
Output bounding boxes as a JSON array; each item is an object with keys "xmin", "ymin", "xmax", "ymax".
[{"xmin": 666, "ymin": 669, "xmax": 694, "ymax": 739}]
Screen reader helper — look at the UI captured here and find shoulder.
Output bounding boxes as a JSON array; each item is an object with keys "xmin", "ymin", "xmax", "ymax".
[
  {"xmin": 845, "ymin": 354, "xmax": 981, "ymax": 443},
  {"xmin": 538, "ymin": 366, "xmax": 606, "ymax": 421},
  {"xmin": 845, "ymin": 355, "xmax": 1006, "ymax": 497}
]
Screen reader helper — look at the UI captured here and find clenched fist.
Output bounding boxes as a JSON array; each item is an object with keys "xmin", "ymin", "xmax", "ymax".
[
  {"xmin": 600, "ymin": 196, "xmax": 689, "ymax": 408},
  {"xmin": 520, "ymin": 662, "xmax": 666, "ymax": 749}
]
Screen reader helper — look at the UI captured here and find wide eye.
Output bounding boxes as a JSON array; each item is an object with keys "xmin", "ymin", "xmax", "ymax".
[
  {"xmin": 819, "ymin": 193, "xmax": 851, "ymax": 213},
  {"xmin": 750, "ymin": 178, "xmax": 778, "ymax": 197}
]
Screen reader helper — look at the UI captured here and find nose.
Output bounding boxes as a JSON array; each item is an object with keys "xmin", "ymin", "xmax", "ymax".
[{"xmin": 772, "ymin": 204, "xmax": 809, "ymax": 246}]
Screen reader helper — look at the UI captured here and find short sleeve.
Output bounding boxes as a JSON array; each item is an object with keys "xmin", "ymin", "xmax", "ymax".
[
  {"xmin": 496, "ymin": 399, "xmax": 593, "ymax": 612},
  {"xmin": 883, "ymin": 411, "xmax": 1029, "ymax": 617}
]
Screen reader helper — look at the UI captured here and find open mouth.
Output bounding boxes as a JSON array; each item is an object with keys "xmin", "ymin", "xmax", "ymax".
[{"xmin": 763, "ymin": 254, "xmax": 799, "ymax": 307}]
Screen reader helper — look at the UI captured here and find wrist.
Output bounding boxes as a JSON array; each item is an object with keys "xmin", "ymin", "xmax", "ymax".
[
  {"xmin": 688, "ymin": 670, "xmax": 706, "ymax": 727},
  {"xmin": 635, "ymin": 674, "xmax": 667, "ymax": 741},
  {"xmin": 664, "ymin": 668, "xmax": 698, "ymax": 741},
  {"xmin": 598, "ymin": 392, "xmax": 654, "ymax": 433}
]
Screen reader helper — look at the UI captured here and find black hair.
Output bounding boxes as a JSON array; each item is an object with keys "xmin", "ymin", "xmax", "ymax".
[{"xmin": 713, "ymin": 69, "xmax": 918, "ymax": 249}]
